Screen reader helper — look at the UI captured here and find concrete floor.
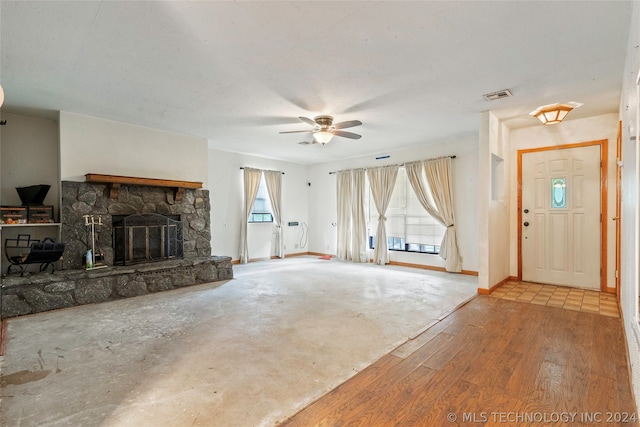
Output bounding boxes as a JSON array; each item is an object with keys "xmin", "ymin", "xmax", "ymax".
[{"xmin": 0, "ymin": 256, "xmax": 477, "ymax": 426}]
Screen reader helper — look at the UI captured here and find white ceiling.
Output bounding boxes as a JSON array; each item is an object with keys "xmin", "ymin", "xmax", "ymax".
[{"xmin": 0, "ymin": 1, "xmax": 633, "ymax": 165}]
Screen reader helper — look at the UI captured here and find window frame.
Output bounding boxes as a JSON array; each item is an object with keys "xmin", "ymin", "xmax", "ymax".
[
  {"xmin": 249, "ymin": 177, "xmax": 274, "ymax": 223},
  {"xmin": 368, "ymin": 235, "xmax": 441, "ymax": 255},
  {"xmin": 248, "ymin": 212, "xmax": 274, "ymax": 223},
  {"xmin": 366, "ymin": 168, "xmax": 445, "ymax": 255}
]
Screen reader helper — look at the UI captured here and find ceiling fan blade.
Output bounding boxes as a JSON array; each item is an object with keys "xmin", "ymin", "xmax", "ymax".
[
  {"xmin": 333, "ymin": 130, "xmax": 362, "ymax": 140},
  {"xmin": 279, "ymin": 129, "xmax": 313, "ymax": 134},
  {"xmin": 298, "ymin": 116, "xmax": 317, "ymax": 126},
  {"xmin": 333, "ymin": 120, "xmax": 362, "ymax": 130}
]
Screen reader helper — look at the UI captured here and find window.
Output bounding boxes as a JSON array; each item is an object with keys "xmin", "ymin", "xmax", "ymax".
[
  {"xmin": 249, "ymin": 177, "xmax": 273, "ymax": 223},
  {"xmin": 367, "ymin": 168, "xmax": 445, "ymax": 254},
  {"xmin": 551, "ymin": 177, "xmax": 567, "ymax": 209}
]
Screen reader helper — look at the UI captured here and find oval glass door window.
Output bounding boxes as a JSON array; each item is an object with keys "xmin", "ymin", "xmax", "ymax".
[{"xmin": 551, "ymin": 177, "xmax": 566, "ymax": 209}]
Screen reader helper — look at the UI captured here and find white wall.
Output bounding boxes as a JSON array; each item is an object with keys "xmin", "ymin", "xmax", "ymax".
[
  {"xmin": 307, "ymin": 137, "xmax": 479, "ymax": 273},
  {"xmin": 208, "ymin": 148, "xmax": 309, "ymax": 261},
  {"xmin": 619, "ymin": 0, "xmax": 640, "ymax": 411},
  {"xmin": 478, "ymin": 112, "xmax": 511, "ymax": 290},
  {"xmin": 0, "ymin": 113, "xmax": 60, "ymax": 214},
  {"xmin": 59, "ymin": 112, "xmax": 208, "ymax": 185},
  {"xmin": 509, "ymin": 113, "xmax": 619, "ymax": 290}
]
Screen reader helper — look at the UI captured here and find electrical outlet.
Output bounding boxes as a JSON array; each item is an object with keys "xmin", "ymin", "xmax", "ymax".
[
  {"xmin": 295, "ymin": 244, "xmax": 299, "ymax": 249},
  {"xmin": 284, "ymin": 244, "xmax": 287, "ymax": 250},
  {"xmin": 326, "ymin": 244, "xmax": 330, "ymax": 249}
]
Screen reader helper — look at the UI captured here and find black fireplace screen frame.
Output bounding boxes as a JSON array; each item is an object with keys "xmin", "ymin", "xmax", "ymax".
[{"xmin": 113, "ymin": 213, "xmax": 184, "ymax": 266}]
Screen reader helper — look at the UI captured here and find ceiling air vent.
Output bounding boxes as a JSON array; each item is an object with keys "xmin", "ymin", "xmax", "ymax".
[{"xmin": 483, "ymin": 89, "xmax": 513, "ymax": 101}]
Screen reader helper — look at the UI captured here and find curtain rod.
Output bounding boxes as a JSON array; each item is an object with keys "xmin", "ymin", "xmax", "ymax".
[
  {"xmin": 239, "ymin": 167, "xmax": 284, "ymax": 175},
  {"xmin": 328, "ymin": 155, "xmax": 456, "ymax": 175}
]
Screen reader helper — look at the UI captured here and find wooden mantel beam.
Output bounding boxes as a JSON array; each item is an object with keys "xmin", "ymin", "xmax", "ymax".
[{"xmin": 85, "ymin": 174, "xmax": 203, "ymax": 202}]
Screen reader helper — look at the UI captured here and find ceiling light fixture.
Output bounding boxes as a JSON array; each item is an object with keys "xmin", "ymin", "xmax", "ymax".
[
  {"xmin": 0, "ymin": 84, "xmax": 4, "ymax": 107},
  {"xmin": 529, "ymin": 102, "xmax": 582, "ymax": 125},
  {"xmin": 314, "ymin": 130, "xmax": 334, "ymax": 145}
]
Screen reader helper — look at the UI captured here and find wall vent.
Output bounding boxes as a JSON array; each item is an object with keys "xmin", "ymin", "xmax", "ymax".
[{"xmin": 483, "ymin": 89, "xmax": 513, "ymax": 101}]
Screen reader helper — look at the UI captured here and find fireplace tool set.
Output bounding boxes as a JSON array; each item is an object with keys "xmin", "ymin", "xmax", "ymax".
[{"xmin": 83, "ymin": 215, "xmax": 107, "ymax": 270}]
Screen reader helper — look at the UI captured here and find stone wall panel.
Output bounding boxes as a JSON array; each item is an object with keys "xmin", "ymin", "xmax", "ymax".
[
  {"xmin": 115, "ymin": 276, "xmax": 148, "ymax": 298},
  {"xmin": 2, "ymin": 295, "xmax": 32, "ymax": 318},
  {"xmin": 1, "ymin": 257, "xmax": 232, "ymax": 319},
  {"xmin": 172, "ymin": 272, "xmax": 197, "ymax": 288},
  {"xmin": 43, "ymin": 281, "xmax": 76, "ymax": 293},
  {"xmin": 74, "ymin": 278, "xmax": 114, "ymax": 304},
  {"xmin": 23, "ymin": 288, "xmax": 75, "ymax": 312},
  {"xmin": 144, "ymin": 274, "xmax": 174, "ymax": 293},
  {"xmin": 61, "ymin": 182, "xmax": 212, "ymax": 269}
]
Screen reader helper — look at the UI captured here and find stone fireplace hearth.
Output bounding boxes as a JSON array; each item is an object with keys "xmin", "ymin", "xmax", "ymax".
[{"xmin": 0, "ymin": 180, "xmax": 232, "ymax": 319}]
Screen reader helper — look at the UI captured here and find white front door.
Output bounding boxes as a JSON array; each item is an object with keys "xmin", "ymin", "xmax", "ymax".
[{"xmin": 521, "ymin": 145, "xmax": 601, "ymax": 289}]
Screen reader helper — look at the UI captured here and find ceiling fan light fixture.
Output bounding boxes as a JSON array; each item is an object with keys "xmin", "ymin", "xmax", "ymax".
[
  {"xmin": 280, "ymin": 115, "xmax": 362, "ymax": 143},
  {"xmin": 529, "ymin": 103, "xmax": 576, "ymax": 125},
  {"xmin": 314, "ymin": 130, "xmax": 334, "ymax": 145}
]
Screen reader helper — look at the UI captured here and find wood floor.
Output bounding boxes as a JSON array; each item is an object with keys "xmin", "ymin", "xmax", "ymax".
[{"xmin": 279, "ymin": 296, "xmax": 637, "ymax": 427}]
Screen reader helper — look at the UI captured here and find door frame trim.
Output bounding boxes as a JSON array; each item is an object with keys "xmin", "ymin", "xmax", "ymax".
[
  {"xmin": 517, "ymin": 139, "xmax": 608, "ymax": 292},
  {"xmin": 615, "ymin": 121, "xmax": 622, "ymax": 304}
]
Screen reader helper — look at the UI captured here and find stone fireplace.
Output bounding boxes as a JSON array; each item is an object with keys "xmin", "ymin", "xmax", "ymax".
[
  {"xmin": 60, "ymin": 181, "xmax": 211, "ymax": 269},
  {"xmin": 1, "ymin": 179, "xmax": 232, "ymax": 319}
]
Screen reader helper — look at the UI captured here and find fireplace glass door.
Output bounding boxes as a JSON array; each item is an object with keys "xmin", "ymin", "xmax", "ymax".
[{"xmin": 113, "ymin": 214, "xmax": 183, "ymax": 265}]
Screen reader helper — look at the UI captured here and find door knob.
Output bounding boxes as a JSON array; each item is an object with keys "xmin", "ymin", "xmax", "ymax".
[
  {"xmin": 523, "ymin": 221, "xmax": 530, "ymax": 227},
  {"xmin": 612, "ymin": 216, "xmax": 620, "ymax": 221}
]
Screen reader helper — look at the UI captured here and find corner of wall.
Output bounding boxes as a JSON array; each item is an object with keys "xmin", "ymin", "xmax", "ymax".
[{"xmin": 477, "ymin": 111, "xmax": 492, "ymax": 290}]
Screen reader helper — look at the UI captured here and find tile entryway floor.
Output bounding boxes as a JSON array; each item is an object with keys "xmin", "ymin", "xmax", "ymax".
[{"xmin": 490, "ymin": 281, "xmax": 619, "ymax": 317}]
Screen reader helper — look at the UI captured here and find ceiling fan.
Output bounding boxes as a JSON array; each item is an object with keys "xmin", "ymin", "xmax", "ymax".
[{"xmin": 280, "ymin": 115, "xmax": 362, "ymax": 145}]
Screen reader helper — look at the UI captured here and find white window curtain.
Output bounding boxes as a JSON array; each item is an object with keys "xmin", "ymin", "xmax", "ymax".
[
  {"xmin": 351, "ymin": 169, "xmax": 368, "ymax": 263},
  {"xmin": 405, "ymin": 161, "xmax": 442, "ymax": 222},
  {"xmin": 367, "ymin": 165, "xmax": 399, "ymax": 265},
  {"xmin": 336, "ymin": 170, "xmax": 353, "ymax": 260},
  {"xmin": 239, "ymin": 167, "xmax": 262, "ymax": 264},
  {"xmin": 264, "ymin": 170, "xmax": 284, "ymax": 259},
  {"xmin": 421, "ymin": 158, "xmax": 462, "ymax": 272}
]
